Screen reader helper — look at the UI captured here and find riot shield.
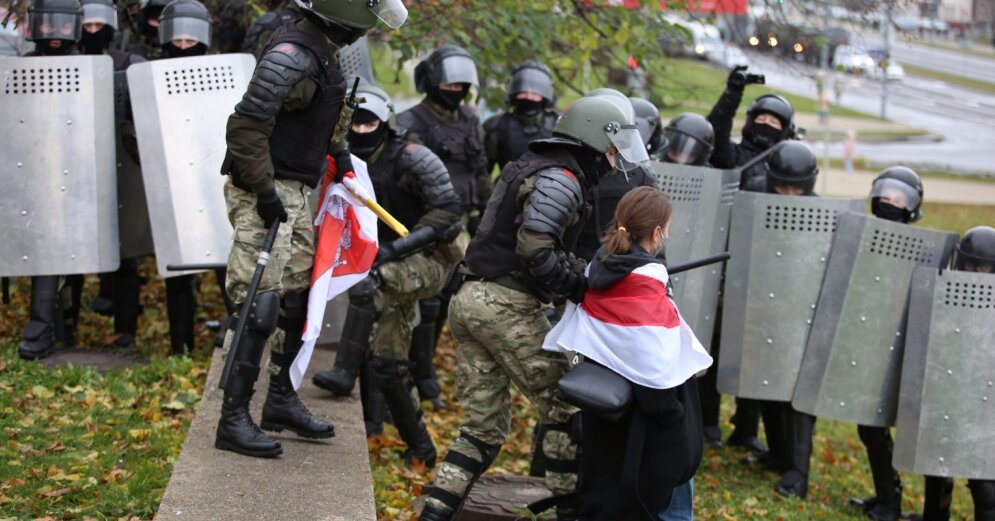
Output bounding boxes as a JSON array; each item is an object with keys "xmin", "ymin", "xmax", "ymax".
[
  {"xmin": 893, "ymin": 267, "xmax": 995, "ymax": 479},
  {"xmin": 793, "ymin": 212, "xmax": 958, "ymax": 427},
  {"xmin": 127, "ymin": 53, "xmax": 255, "ymax": 278},
  {"xmin": 0, "ymin": 55, "xmax": 119, "ymax": 276},
  {"xmin": 653, "ymin": 161, "xmax": 739, "ymax": 352},
  {"xmin": 339, "ymin": 37, "xmax": 374, "ymax": 84},
  {"xmin": 718, "ymin": 193, "xmax": 864, "ymax": 401},
  {"xmin": 114, "ymin": 70, "xmax": 154, "ymax": 259}
]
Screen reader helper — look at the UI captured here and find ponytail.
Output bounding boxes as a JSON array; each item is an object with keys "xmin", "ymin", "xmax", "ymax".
[{"xmin": 601, "ymin": 186, "xmax": 673, "ymax": 256}]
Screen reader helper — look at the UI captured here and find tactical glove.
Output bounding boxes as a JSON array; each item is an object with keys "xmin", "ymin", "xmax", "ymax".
[
  {"xmin": 332, "ymin": 149, "xmax": 354, "ymax": 183},
  {"xmin": 256, "ymin": 189, "xmax": 288, "ymax": 228},
  {"xmin": 726, "ymin": 65, "xmax": 749, "ymax": 92}
]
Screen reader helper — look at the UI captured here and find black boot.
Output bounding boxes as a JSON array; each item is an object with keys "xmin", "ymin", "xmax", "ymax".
[
  {"xmin": 921, "ymin": 476, "xmax": 953, "ymax": 521},
  {"xmin": 60, "ymin": 275, "xmax": 83, "ymax": 348},
  {"xmin": 261, "ymin": 291, "xmax": 335, "ymax": 439},
  {"xmin": 859, "ymin": 425, "xmax": 902, "ymax": 521},
  {"xmin": 410, "ymin": 297, "xmax": 445, "ymax": 409},
  {"xmin": 215, "ymin": 292, "xmax": 282, "ymax": 458},
  {"xmin": 777, "ymin": 409, "xmax": 815, "ymax": 499},
  {"xmin": 970, "ymin": 479, "xmax": 995, "ymax": 521},
  {"xmin": 19, "ymin": 276, "xmax": 60, "ymax": 360},
  {"xmin": 166, "ymin": 275, "xmax": 197, "ymax": 355},
  {"xmin": 92, "ymin": 272, "xmax": 115, "ymax": 316},
  {"xmin": 420, "ymin": 432, "xmax": 501, "ymax": 520},
  {"xmin": 113, "ymin": 258, "xmax": 142, "ymax": 342},
  {"xmin": 371, "ymin": 356, "xmax": 436, "ymax": 468},
  {"xmin": 728, "ymin": 398, "xmax": 765, "ymax": 455},
  {"xmin": 313, "ymin": 278, "xmax": 377, "ymax": 396},
  {"xmin": 359, "ymin": 360, "xmax": 385, "ymax": 436}
]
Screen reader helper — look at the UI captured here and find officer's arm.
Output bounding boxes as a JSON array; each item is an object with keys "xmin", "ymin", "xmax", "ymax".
[
  {"xmin": 706, "ymin": 86, "xmax": 743, "ymax": 169},
  {"xmin": 473, "ymin": 122, "xmax": 493, "ymax": 211},
  {"xmin": 482, "ymin": 115, "xmax": 500, "ymax": 179},
  {"xmin": 225, "ymin": 43, "xmax": 317, "ymax": 194},
  {"xmin": 515, "ymin": 168, "xmax": 586, "ymax": 300},
  {"xmin": 395, "ymin": 111, "xmax": 424, "ymax": 145},
  {"xmin": 401, "ymin": 143, "xmax": 461, "ymax": 231}
]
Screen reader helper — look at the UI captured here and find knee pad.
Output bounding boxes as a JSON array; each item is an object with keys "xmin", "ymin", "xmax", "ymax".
[
  {"xmin": 278, "ymin": 289, "xmax": 309, "ymax": 334},
  {"xmin": 247, "ymin": 291, "xmax": 281, "ymax": 338}
]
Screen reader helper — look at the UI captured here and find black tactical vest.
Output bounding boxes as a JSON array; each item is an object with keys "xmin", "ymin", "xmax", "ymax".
[
  {"xmin": 402, "ymin": 102, "xmax": 485, "ymax": 209},
  {"xmin": 367, "ymin": 137, "xmax": 428, "ymax": 243},
  {"xmin": 490, "ymin": 111, "xmax": 558, "ymax": 170},
  {"xmin": 464, "ymin": 151, "xmax": 583, "ymax": 280},
  {"xmin": 263, "ymin": 23, "xmax": 346, "ymax": 188},
  {"xmin": 574, "ymin": 167, "xmax": 654, "ymax": 262}
]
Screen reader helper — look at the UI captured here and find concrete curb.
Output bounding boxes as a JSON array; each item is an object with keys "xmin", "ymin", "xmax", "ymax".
[{"xmin": 155, "ymin": 344, "xmax": 375, "ymax": 521}]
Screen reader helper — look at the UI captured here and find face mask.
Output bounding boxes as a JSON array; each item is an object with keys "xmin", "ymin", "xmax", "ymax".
[
  {"xmin": 348, "ymin": 124, "xmax": 387, "ymax": 160},
  {"xmin": 874, "ymin": 201, "xmax": 908, "ymax": 223},
  {"xmin": 40, "ymin": 39, "xmax": 75, "ymax": 56},
  {"xmin": 430, "ymin": 86, "xmax": 467, "ymax": 111},
  {"xmin": 80, "ymin": 27, "xmax": 113, "ymax": 55},
  {"xmin": 750, "ymin": 123, "xmax": 782, "ymax": 149},
  {"xmin": 514, "ymin": 98, "xmax": 543, "ymax": 116},
  {"xmin": 165, "ymin": 43, "xmax": 205, "ymax": 58}
]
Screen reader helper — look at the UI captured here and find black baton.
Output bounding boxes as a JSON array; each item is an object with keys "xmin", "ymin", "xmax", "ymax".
[
  {"xmin": 667, "ymin": 252, "xmax": 730, "ymax": 275},
  {"xmin": 218, "ymin": 222, "xmax": 280, "ymax": 390}
]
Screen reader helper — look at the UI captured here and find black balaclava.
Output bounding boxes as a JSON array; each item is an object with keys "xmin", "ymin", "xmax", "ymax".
[
  {"xmin": 429, "ymin": 84, "xmax": 468, "ymax": 111},
  {"xmin": 164, "ymin": 42, "xmax": 206, "ymax": 58},
  {"xmin": 874, "ymin": 202, "xmax": 908, "ymax": 223},
  {"xmin": 347, "ymin": 110, "xmax": 388, "ymax": 160},
  {"xmin": 39, "ymin": 39, "xmax": 76, "ymax": 55},
  {"xmin": 80, "ymin": 26, "xmax": 114, "ymax": 54},
  {"xmin": 514, "ymin": 98, "xmax": 543, "ymax": 117},
  {"xmin": 751, "ymin": 123, "xmax": 782, "ymax": 149}
]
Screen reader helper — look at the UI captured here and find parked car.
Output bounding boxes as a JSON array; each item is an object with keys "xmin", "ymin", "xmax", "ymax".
[
  {"xmin": 711, "ymin": 43, "xmax": 750, "ymax": 70},
  {"xmin": 833, "ymin": 45, "xmax": 876, "ymax": 76}
]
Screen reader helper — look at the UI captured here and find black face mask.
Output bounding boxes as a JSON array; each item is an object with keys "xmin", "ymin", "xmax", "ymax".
[
  {"xmin": 874, "ymin": 201, "xmax": 908, "ymax": 223},
  {"xmin": 348, "ymin": 124, "xmax": 388, "ymax": 160},
  {"xmin": 750, "ymin": 123, "xmax": 782, "ymax": 149},
  {"xmin": 430, "ymin": 86, "xmax": 467, "ymax": 111},
  {"xmin": 39, "ymin": 39, "xmax": 76, "ymax": 56},
  {"xmin": 80, "ymin": 27, "xmax": 114, "ymax": 55},
  {"xmin": 514, "ymin": 98, "xmax": 543, "ymax": 117},
  {"xmin": 164, "ymin": 43, "xmax": 205, "ymax": 58}
]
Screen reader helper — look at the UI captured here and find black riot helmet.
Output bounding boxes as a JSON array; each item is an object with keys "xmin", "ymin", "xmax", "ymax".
[
  {"xmin": 953, "ymin": 226, "xmax": 995, "ymax": 273},
  {"xmin": 140, "ymin": 0, "xmax": 170, "ymax": 44},
  {"xmin": 629, "ymin": 97, "xmax": 665, "ymax": 156},
  {"xmin": 79, "ymin": 0, "xmax": 118, "ymax": 54},
  {"xmin": 870, "ymin": 166, "xmax": 924, "ymax": 223},
  {"xmin": 662, "ymin": 112, "xmax": 714, "ymax": 166},
  {"xmin": 159, "ymin": 0, "xmax": 210, "ymax": 57},
  {"xmin": 506, "ymin": 60, "xmax": 555, "ymax": 109},
  {"xmin": 28, "ymin": 0, "xmax": 83, "ymax": 50},
  {"xmin": 765, "ymin": 141, "xmax": 818, "ymax": 195},
  {"xmin": 743, "ymin": 93, "xmax": 795, "ymax": 150},
  {"xmin": 415, "ymin": 45, "xmax": 479, "ymax": 110}
]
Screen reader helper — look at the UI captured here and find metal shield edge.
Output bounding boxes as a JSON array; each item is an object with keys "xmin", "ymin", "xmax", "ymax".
[{"xmin": 892, "ymin": 265, "xmax": 935, "ymax": 473}]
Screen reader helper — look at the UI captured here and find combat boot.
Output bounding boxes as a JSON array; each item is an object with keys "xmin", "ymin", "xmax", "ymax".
[
  {"xmin": 19, "ymin": 276, "xmax": 60, "ymax": 360},
  {"xmin": 359, "ymin": 361, "xmax": 385, "ymax": 436},
  {"xmin": 410, "ymin": 297, "xmax": 445, "ymax": 409},
  {"xmin": 859, "ymin": 425, "xmax": 902, "ymax": 521},
  {"xmin": 777, "ymin": 410, "xmax": 816, "ymax": 499},
  {"xmin": 214, "ymin": 293, "xmax": 282, "ymax": 458},
  {"xmin": 371, "ymin": 356, "xmax": 436, "ymax": 468},
  {"xmin": 313, "ymin": 278, "xmax": 377, "ymax": 396}
]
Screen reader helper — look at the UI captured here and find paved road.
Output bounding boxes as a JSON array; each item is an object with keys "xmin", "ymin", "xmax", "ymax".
[
  {"xmin": 850, "ymin": 30, "xmax": 995, "ymax": 85},
  {"xmin": 748, "ymin": 52, "xmax": 995, "ymax": 175}
]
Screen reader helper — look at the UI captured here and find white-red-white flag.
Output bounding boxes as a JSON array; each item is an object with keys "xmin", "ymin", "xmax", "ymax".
[
  {"xmin": 289, "ymin": 155, "xmax": 379, "ymax": 390},
  {"xmin": 542, "ymin": 262, "xmax": 713, "ymax": 390}
]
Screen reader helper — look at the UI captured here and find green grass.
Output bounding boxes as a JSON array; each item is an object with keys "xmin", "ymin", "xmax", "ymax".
[
  {"xmin": 900, "ymin": 62, "xmax": 995, "ymax": 94},
  {"xmin": 0, "ymin": 347, "xmax": 207, "ymax": 519},
  {"xmin": 827, "ymin": 158, "xmax": 995, "ymax": 185},
  {"xmin": 919, "ymin": 201, "xmax": 995, "ymax": 234}
]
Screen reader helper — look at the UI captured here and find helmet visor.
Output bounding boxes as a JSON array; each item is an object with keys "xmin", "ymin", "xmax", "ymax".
[
  {"xmin": 870, "ymin": 177, "xmax": 921, "ymax": 211},
  {"xmin": 608, "ymin": 124, "xmax": 651, "ymax": 172},
  {"xmin": 29, "ymin": 12, "xmax": 81, "ymax": 41},
  {"xmin": 82, "ymin": 3, "xmax": 118, "ymax": 30},
  {"xmin": 370, "ymin": 0, "xmax": 408, "ymax": 29},
  {"xmin": 357, "ymin": 91, "xmax": 392, "ymax": 122},
  {"xmin": 159, "ymin": 17, "xmax": 210, "ymax": 46},
  {"xmin": 437, "ymin": 55, "xmax": 479, "ymax": 87},
  {"xmin": 663, "ymin": 129, "xmax": 710, "ymax": 166},
  {"xmin": 508, "ymin": 67, "xmax": 554, "ymax": 102}
]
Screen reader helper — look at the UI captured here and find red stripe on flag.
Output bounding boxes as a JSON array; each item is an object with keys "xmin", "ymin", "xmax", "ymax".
[{"xmin": 580, "ymin": 273, "xmax": 679, "ymax": 328}]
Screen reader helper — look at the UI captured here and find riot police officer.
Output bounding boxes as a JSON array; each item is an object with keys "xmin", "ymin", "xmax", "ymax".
[
  {"xmin": 241, "ymin": 0, "xmax": 298, "ymax": 59},
  {"xmin": 482, "ymin": 60, "xmax": 559, "ymax": 173},
  {"xmin": 660, "ymin": 112, "xmax": 714, "ymax": 166},
  {"xmin": 419, "ymin": 94, "xmax": 649, "ymax": 521},
  {"xmin": 848, "ymin": 167, "xmax": 925, "ymax": 521},
  {"xmin": 216, "ymin": 0, "xmax": 408, "ymax": 458},
  {"xmin": 913, "ymin": 226, "xmax": 995, "ymax": 521},
  {"xmin": 312, "ymin": 84, "xmax": 462, "ymax": 467},
  {"xmin": 136, "ymin": 0, "xmax": 169, "ymax": 56},
  {"xmin": 708, "ymin": 66, "xmax": 797, "ymax": 188},
  {"xmin": 630, "ymin": 96, "xmax": 665, "ymax": 159},
  {"xmin": 17, "ymin": 0, "xmax": 85, "ymax": 361}
]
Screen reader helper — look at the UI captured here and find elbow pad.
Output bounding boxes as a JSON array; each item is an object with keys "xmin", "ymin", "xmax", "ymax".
[{"xmin": 524, "ymin": 249, "xmax": 585, "ymax": 302}]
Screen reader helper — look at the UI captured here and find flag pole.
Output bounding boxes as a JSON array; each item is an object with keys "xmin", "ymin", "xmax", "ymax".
[{"xmin": 341, "ymin": 176, "xmax": 409, "ymax": 238}]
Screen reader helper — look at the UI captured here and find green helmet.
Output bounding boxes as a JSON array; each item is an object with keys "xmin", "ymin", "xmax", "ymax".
[
  {"xmin": 554, "ymin": 96, "xmax": 649, "ymax": 172},
  {"xmin": 585, "ymin": 87, "xmax": 635, "ymax": 122},
  {"xmin": 292, "ymin": 0, "xmax": 407, "ymax": 30}
]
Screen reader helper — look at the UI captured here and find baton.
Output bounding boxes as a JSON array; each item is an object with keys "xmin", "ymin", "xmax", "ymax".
[
  {"xmin": 667, "ymin": 252, "xmax": 730, "ymax": 275},
  {"xmin": 218, "ymin": 221, "xmax": 280, "ymax": 390},
  {"xmin": 735, "ymin": 141, "xmax": 785, "ymax": 176},
  {"xmin": 341, "ymin": 175, "xmax": 409, "ymax": 237}
]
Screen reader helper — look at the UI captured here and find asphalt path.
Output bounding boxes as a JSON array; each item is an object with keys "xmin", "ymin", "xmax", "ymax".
[{"xmin": 851, "ymin": 31, "xmax": 995, "ymax": 86}]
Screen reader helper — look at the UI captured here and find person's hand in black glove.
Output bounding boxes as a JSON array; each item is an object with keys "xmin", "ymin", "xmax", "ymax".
[
  {"xmin": 256, "ymin": 189, "xmax": 288, "ymax": 228},
  {"xmin": 726, "ymin": 65, "xmax": 749, "ymax": 92},
  {"xmin": 332, "ymin": 149, "xmax": 354, "ymax": 183}
]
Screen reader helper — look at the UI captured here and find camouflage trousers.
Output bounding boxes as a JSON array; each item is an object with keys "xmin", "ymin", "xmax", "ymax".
[
  {"xmin": 222, "ymin": 178, "xmax": 314, "ymax": 374},
  {"xmin": 426, "ymin": 280, "xmax": 579, "ymax": 512}
]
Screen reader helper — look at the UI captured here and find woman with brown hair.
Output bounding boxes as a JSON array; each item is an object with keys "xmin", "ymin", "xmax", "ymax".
[{"xmin": 544, "ymin": 186, "xmax": 712, "ymax": 520}]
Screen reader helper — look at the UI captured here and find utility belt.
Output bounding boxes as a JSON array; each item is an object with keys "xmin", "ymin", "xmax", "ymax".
[{"xmin": 458, "ymin": 267, "xmax": 550, "ymax": 303}]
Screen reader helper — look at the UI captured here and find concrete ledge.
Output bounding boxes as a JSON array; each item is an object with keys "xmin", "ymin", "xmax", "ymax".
[{"xmin": 155, "ymin": 344, "xmax": 374, "ymax": 521}]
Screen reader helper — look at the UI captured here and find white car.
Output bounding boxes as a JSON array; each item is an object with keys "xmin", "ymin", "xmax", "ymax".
[
  {"xmin": 833, "ymin": 45, "xmax": 876, "ymax": 76},
  {"xmin": 714, "ymin": 45, "xmax": 750, "ymax": 70}
]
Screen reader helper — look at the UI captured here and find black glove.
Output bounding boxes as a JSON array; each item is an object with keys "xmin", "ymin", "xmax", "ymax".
[
  {"xmin": 568, "ymin": 276, "xmax": 586, "ymax": 304},
  {"xmin": 726, "ymin": 65, "xmax": 748, "ymax": 92},
  {"xmin": 255, "ymin": 189, "xmax": 288, "ymax": 228},
  {"xmin": 332, "ymin": 149, "xmax": 353, "ymax": 183}
]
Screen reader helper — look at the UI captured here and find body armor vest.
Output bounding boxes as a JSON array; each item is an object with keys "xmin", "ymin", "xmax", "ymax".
[
  {"xmin": 574, "ymin": 168, "xmax": 653, "ymax": 261},
  {"xmin": 403, "ymin": 102, "xmax": 485, "ymax": 209},
  {"xmin": 490, "ymin": 111, "xmax": 558, "ymax": 170},
  {"xmin": 465, "ymin": 150, "xmax": 585, "ymax": 280},
  {"xmin": 367, "ymin": 137, "xmax": 428, "ymax": 243},
  {"xmin": 263, "ymin": 23, "xmax": 346, "ymax": 188}
]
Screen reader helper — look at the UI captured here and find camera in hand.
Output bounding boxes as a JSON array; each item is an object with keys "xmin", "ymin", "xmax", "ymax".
[{"xmin": 745, "ymin": 73, "xmax": 765, "ymax": 85}]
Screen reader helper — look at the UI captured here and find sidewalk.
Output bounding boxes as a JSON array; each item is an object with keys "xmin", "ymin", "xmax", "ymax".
[
  {"xmin": 817, "ymin": 166, "xmax": 995, "ymax": 205},
  {"xmin": 155, "ymin": 343, "xmax": 375, "ymax": 521}
]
